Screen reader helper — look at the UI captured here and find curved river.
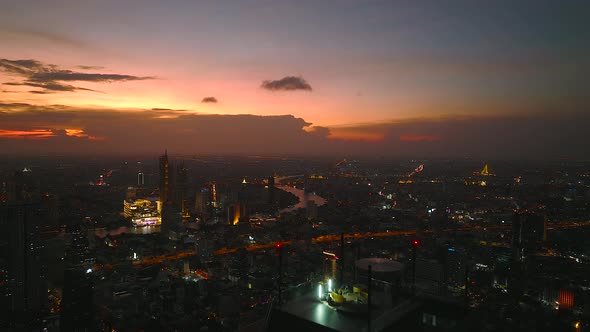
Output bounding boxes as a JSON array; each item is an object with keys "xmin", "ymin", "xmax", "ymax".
[{"xmin": 276, "ymin": 185, "xmax": 326, "ymax": 214}]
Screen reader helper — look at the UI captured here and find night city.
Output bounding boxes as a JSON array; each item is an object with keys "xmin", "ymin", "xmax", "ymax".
[{"xmin": 1, "ymin": 1, "xmax": 589, "ymax": 331}]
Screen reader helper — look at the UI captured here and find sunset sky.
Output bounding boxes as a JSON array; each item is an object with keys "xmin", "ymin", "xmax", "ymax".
[{"xmin": 1, "ymin": 1, "xmax": 588, "ymax": 157}]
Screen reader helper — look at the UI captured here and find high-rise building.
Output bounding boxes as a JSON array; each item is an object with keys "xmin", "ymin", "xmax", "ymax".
[
  {"xmin": 512, "ymin": 212, "xmax": 546, "ymax": 260},
  {"xmin": 175, "ymin": 163, "xmax": 189, "ymax": 217},
  {"xmin": 445, "ymin": 247, "xmax": 466, "ymax": 288},
  {"xmin": 66, "ymin": 223, "xmax": 95, "ymax": 269},
  {"xmin": 210, "ymin": 182, "xmax": 218, "ymax": 208},
  {"xmin": 267, "ymin": 176, "xmax": 276, "ymax": 205},
  {"xmin": 194, "ymin": 189, "xmax": 209, "ymax": 216},
  {"xmin": 0, "ymin": 202, "xmax": 47, "ymax": 324},
  {"xmin": 159, "ymin": 151, "xmax": 172, "ymax": 212},
  {"xmin": 137, "ymin": 172, "xmax": 145, "ymax": 186},
  {"xmin": 236, "ymin": 179, "xmax": 249, "ymax": 224}
]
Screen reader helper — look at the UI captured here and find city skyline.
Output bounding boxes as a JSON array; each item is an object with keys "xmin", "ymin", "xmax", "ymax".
[{"xmin": 1, "ymin": 1, "xmax": 589, "ymax": 158}]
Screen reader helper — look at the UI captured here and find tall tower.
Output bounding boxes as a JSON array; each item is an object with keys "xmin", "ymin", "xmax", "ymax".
[
  {"xmin": 137, "ymin": 172, "xmax": 145, "ymax": 186},
  {"xmin": 175, "ymin": 163, "xmax": 189, "ymax": 217},
  {"xmin": 238, "ymin": 178, "xmax": 249, "ymax": 224},
  {"xmin": 159, "ymin": 151, "xmax": 172, "ymax": 212}
]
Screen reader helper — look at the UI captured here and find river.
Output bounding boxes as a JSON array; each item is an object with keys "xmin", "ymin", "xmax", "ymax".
[
  {"xmin": 276, "ymin": 185, "xmax": 326, "ymax": 214},
  {"xmin": 94, "ymin": 225, "xmax": 160, "ymax": 238}
]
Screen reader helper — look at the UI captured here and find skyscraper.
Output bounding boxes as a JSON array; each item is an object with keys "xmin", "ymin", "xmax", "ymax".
[
  {"xmin": 175, "ymin": 163, "xmax": 189, "ymax": 217},
  {"xmin": 159, "ymin": 151, "xmax": 172, "ymax": 212},
  {"xmin": 512, "ymin": 212, "xmax": 546, "ymax": 260},
  {"xmin": 137, "ymin": 171, "xmax": 145, "ymax": 186},
  {"xmin": 194, "ymin": 188, "xmax": 209, "ymax": 216},
  {"xmin": 267, "ymin": 176, "xmax": 276, "ymax": 206},
  {"xmin": 0, "ymin": 202, "xmax": 47, "ymax": 325}
]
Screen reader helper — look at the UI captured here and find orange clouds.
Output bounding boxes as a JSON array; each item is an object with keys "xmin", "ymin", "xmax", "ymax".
[
  {"xmin": 65, "ymin": 128, "xmax": 105, "ymax": 140},
  {"xmin": 0, "ymin": 129, "xmax": 56, "ymax": 139},
  {"xmin": 0, "ymin": 128, "xmax": 105, "ymax": 141}
]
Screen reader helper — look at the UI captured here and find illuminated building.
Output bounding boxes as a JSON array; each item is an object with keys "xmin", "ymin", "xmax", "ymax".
[
  {"xmin": 123, "ymin": 198, "xmax": 161, "ymax": 226},
  {"xmin": 559, "ymin": 289, "xmax": 575, "ymax": 310},
  {"xmin": 137, "ymin": 171, "xmax": 144, "ymax": 186},
  {"xmin": 194, "ymin": 188, "xmax": 209, "ymax": 215},
  {"xmin": 474, "ymin": 162, "xmax": 494, "ymax": 176},
  {"xmin": 238, "ymin": 187, "xmax": 249, "ymax": 223},
  {"xmin": 159, "ymin": 150, "xmax": 172, "ymax": 212}
]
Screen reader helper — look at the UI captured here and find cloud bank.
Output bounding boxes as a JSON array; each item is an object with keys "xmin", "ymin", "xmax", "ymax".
[{"xmin": 0, "ymin": 103, "xmax": 588, "ymax": 159}]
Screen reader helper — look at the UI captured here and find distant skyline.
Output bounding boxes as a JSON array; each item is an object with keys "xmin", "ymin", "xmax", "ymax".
[{"xmin": 1, "ymin": 1, "xmax": 589, "ymax": 157}]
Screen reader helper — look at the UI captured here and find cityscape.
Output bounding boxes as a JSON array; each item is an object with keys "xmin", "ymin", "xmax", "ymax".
[
  {"xmin": 1, "ymin": 1, "xmax": 589, "ymax": 331},
  {"xmin": 1, "ymin": 155, "xmax": 589, "ymax": 331}
]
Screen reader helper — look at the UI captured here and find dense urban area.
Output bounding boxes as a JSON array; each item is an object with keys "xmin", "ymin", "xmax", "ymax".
[{"xmin": 1, "ymin": 154, "xmax": 589, "ymax": 331}]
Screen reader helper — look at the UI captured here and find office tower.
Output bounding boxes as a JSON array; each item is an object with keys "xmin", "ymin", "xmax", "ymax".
[
  {"xmin": 137, "ymin": 172, "xmax": 145, "ymax": 186},
  {"xmin": 509, "ymin": 212, "xmax": 545, "ymax": 298},
  {"xmin": 159, "ymin": 151, "xmax": 172, "ymax": 211},
  {"xmin": 512, "ymin": 212, "xmax": 546, "ymax": 260},
  {"xmin": 66, "ymin": 223, "xmax": 94, "ymax": 269},
  {"xmin": 445, "ymin": 247, "xmax": 466, "ymax": 288},
  {"xmin": 175, "ymin": 163, "xmax": 189, "ymax": 216},
  {"xmin": 194, "ymin": 189, "xmax": 209, "ymax": 215}
]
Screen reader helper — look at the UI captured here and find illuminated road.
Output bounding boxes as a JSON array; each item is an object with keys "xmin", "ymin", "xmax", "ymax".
[{"xmin": 93, "ymin": 221, "xmax": 590, "ymax": 270}]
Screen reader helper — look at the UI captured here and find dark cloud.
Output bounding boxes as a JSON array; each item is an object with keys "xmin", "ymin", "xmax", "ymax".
[
  {"xmin": 0, "ymin": 103, "xmax": 324, "ymax": 155},
  {"xmin": 0, "ymin": 58, "xmax": 154, "ymax": 94},
  {"xmin": 201, "ymin": 96, "xmax": 218, "ymax": 103},
  {"xmin": 261, "ymin": 76, "xmax": 312, "ymax": 91},
  {"xmin": 328, "ymin": 114, "xmax": 590, "ymax": 159}
]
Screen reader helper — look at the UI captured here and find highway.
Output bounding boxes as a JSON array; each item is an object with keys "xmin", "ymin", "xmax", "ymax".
[{"xmin": 93, "ymin": 221, "xmax": 590, "ymax": 270}]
